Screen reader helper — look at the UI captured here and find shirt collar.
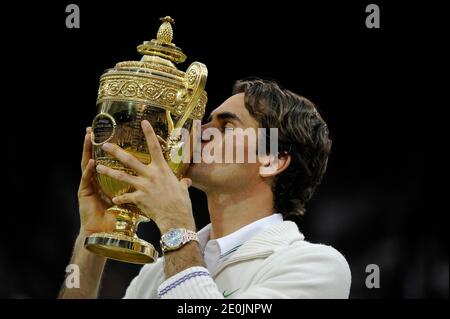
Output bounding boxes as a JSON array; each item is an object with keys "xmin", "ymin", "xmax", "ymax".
[{"xmin": 197, "ymin": 213, "xmax": 284, "ymax": 257}]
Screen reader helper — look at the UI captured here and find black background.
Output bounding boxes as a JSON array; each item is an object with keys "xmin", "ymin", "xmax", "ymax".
[{"xmin": 6, "ymin": 0, "xmax": 448, "ymax": 298}]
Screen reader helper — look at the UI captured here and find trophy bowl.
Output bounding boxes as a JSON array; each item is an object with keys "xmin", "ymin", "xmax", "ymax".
[{"xmin": 84, "ymin": 16, "xmax": 207, "ymax": 264}]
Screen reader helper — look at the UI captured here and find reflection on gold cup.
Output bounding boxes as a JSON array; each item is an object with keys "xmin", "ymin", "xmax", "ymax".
[{"xmin": 84, "ymin": 16, "xmax": 208, "ymax": 264}]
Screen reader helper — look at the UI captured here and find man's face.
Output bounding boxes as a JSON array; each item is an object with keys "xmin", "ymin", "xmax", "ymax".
[{"xmin": 187, "ymin": 93, "xmax": 263, "ymax": 193}]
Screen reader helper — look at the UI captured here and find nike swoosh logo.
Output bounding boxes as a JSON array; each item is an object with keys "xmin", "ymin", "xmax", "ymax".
[{"xmin": 222, "ymin": 288, "xmax": 240, "ymax": 298}]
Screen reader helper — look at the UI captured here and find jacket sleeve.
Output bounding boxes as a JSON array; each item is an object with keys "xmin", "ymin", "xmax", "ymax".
[
  {"xmin": 123, "ymin": 260, "xmax": 165, "ymax": 299},
  {"xmin": 157, "ymin": 243, "xmax": 351, "ymax": 299},
  {"xmin": 157, "ymin": 266, "xmax": 223, "ymax": 299}
]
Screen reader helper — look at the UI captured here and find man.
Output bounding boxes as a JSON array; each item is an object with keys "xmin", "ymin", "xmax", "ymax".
[{"xmin": 60, "ymin": 79, "xmax": 351, "ymax": 299}]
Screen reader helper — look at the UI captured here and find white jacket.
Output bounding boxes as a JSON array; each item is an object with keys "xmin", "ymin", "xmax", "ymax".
[{"xmin": 123, "ymin": 221, "xmax": 351, "ymax": 299}]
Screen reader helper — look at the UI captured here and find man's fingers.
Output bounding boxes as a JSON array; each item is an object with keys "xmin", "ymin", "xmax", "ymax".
[
  {"xmin": 79, "ymin": 159, "xmax": 95, "ymax": 192},
  {"xmin": 96, "ymin": 164, "xmax": 137, "ymax": 185},
  {"xmin": 81, "ymin": 127, "xmax": 92, "ymax": 172},
  {"xmin": 156, "ymin": 135, "xmax": 166, "ymax": 145},
  {"xmin": 101, "ymin": 143, "xmax": 148, "ymax": 176},
  {"xmin": 141, "ymin": 120, "xmax": 166, "ymax": 165},
  {"xmin": 180, "ymin": 178, "xmax": 192, "ymax": 190},
  {"xmin": 112, "ymin": 193, "xmax": 135, "ymax": 205}
]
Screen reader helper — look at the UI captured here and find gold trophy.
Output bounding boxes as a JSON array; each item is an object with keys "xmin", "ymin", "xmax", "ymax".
[{"xmin": 84, "ymin": 16, "xmax": 208, "ymax": 264}]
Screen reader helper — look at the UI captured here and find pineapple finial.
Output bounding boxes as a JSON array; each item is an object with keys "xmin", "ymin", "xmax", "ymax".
[
  {"xmin": 157, "ymin": 16, "xmax": 175, "ymax": 45},
  {"xmin": 137, "ymin": 16, "xmax": 186, "ymax": 63}
]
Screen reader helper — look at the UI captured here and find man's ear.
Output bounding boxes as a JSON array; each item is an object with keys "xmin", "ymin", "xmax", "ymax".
[{"xmin": 259, "ymin": 153, "xmax": 291, "ymax": 177}]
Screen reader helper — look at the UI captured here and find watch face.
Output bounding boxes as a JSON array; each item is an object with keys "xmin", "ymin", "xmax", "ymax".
[{"xmin": 164, "ymin": 229, "xmax": 183, "ymax": 249}]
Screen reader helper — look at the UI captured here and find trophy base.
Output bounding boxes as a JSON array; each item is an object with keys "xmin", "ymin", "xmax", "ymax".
[{"xmin": 84, "ymin": 232, "xmax": 159, "ymax": 264}]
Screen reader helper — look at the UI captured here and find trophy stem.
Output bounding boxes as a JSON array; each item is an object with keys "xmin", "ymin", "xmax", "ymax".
[
  {"xmin": 109, "ymin": 204, "xmax": 147, "ymax": 237},
  {"xmin": 84, "ymin": 204, "xmax": 158, "ymax": 264}
]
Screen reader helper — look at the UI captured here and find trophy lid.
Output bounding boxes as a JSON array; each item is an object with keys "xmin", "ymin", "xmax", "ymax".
[
  {"xmin": 112, "ymin": 16, "xmax": 187, "ymax": 76},
  {"xmin": 97, "ymin": 16, "xmax": 208, "ymax": 121},
  {"xmin": 136, "ymin": 16, "xmax": 187, "ymax": 64}
]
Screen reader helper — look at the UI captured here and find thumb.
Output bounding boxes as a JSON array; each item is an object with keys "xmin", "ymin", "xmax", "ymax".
[{"xmin": 180, "ymin": 178, "xmax": 192, "ymax": 189}]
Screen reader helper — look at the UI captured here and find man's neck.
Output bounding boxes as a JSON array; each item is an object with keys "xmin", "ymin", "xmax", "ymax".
[{"xmin": 205, "ymin": 182, "xmax": 274, "ymax": 240}]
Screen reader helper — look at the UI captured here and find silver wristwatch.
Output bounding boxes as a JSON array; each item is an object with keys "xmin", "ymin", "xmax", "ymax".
[{"xmin": 160, "ymin": 228, "xmax": 199, "ymax": 253}]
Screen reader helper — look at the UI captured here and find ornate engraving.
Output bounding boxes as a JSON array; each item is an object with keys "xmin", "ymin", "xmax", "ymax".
[
  {"xmin": 186, "ymin": 66, "xmax": 198, "ymax": 85},
  {"xmin": 97, "ymin": 74, "xmax": 206, "ymax": 120}
]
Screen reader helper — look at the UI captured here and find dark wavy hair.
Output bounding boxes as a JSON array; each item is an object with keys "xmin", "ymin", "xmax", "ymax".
[{"xmin": 232, "ymin": 79, "xmax": 332, "ymax": 221}]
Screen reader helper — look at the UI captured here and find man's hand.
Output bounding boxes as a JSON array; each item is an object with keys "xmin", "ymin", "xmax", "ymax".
[
  {"xmin": 78, "ymin": 127, "xmax": 115, "ymax": 237},
  {"xmin": 59, "ymin": 127, "xmax": 115, "ymax": 299},
  {"xmin": 95, "ymin": 120, "xmax": 196, "ymax": 234}
]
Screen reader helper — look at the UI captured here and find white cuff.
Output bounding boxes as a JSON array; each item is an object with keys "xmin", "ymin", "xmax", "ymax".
[{"xmin": 157, "ymin": 266, "xmax": 223, "ymax": 299}]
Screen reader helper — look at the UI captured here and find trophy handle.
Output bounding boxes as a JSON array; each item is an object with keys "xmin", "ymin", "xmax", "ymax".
[
  {"xmin": 174, "ymin": 61, "xmax": 208, "ymax": 131},
  {"xmin": 161, "ymin": 62, "xmax": 207, "ymax": 175}
]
